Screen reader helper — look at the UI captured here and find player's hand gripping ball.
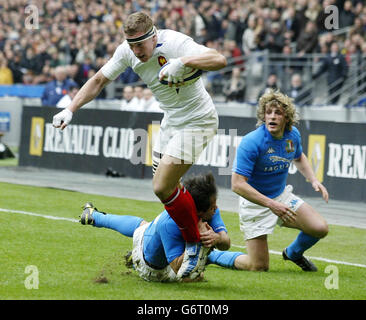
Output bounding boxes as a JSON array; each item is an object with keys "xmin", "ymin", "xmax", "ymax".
[{"xmin": 159, "ymin": 58, "xmax": 202, "ymax": 86}]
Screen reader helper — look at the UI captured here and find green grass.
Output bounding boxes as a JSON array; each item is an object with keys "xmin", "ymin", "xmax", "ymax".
[{"xmin": 1, "ymin": 182, "xmax": 365, "ymax": 300}]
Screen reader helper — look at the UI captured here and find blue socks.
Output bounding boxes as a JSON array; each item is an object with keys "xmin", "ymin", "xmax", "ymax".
[
  {"xmin": 92, "ymin": 211, "xmax": 144, "ymax": 237},
  {"xmin": 207, "ymin": 250, "xmax": 244, "ymax": 269},
  {"xmin": 286, "ymin": 231, "xmax": 320, "ymax": 260}
]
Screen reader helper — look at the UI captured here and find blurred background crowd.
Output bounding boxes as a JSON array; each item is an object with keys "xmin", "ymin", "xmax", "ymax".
[{"xmin": 0, "ymin": 0, "xmax": 366, "ymax": 107}]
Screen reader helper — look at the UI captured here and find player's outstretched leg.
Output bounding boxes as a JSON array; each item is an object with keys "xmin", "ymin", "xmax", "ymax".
[
  {"xmin": 79, "ymin": 202, "xmax": 144, "ymax": 237},
  {"xmin": 80, "ymin": 202, "xmax": 102, "ymax": 225},
  {"xmin": 207, "ymin": 249, "xmax": 245, "ymax": 269}
]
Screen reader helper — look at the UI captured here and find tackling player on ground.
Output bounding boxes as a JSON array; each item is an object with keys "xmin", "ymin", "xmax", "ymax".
[
  {"xmin": 232, "ymin": 89, "xmax": 329, "ymax": 272},
  {"xmin": 79, "ymin": 173, "xmax": 245, "ymax": 282},
  {"xmin": 52, "ymin": 12, "xmax": 227, "ymax": 279}
]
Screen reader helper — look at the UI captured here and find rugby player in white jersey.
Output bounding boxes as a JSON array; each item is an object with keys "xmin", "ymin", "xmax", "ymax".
[{"xmin": 52, "ymin": 12, "xmax": 227, "ymax": 279}]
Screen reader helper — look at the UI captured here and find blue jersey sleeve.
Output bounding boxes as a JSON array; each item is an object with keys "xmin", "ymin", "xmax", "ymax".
[
  {"xmin": 232, "ymin": 133, "xmax": 259, "ymax": 178},
  {"xmin": 159, "ymin": 219, "xmax": 185, "ymax": 264},
  {"xmin": 292, "ymin": 127, "xmax": 303, "ymax": 159},
  {"xmin": 208, "ymin": 208, "xmax": 227, "ymax": 234}
]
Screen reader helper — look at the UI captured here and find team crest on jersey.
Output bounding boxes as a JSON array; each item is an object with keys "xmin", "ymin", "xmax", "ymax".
[
  {"xmin": 158, "ymin": 56, "xmax": 167, "ymax": 66},
  {"xmin": 285, "ymin": 139, "xmax": 294, "ymax": 153}
]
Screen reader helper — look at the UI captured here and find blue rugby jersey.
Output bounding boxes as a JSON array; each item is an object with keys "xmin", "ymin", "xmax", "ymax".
[
  {"xmin": 143, "ymin": 208, "xmax": 227, "ymax": 268},
  {"xmin": 232, "ymin": 124, "xmax": 302, "ymax": 198}
]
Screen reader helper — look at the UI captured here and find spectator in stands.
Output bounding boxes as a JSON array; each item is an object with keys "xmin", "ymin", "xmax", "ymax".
[
  {"xmin": 296, "ymin": 21, "xmax": 319, "ymax": 57},
  {"xmin": 253, "ymin": 15, "xmax": 266, "ymax": 51},
  {"xmin": 0, "ymin": 56, "xmax": 14, "ymax": 85},
  {"xmin": 120, "ymin": 85, "xmax": 139, "ymax": 111},
  {"xmin": 286, "ymin": 73, "xmax": 312, "ymax": 106},
  {"xmin": 222, "ymin": 67, "xmax": 246, "ymax": 103},
  {"xmin": 264, "ymin": 22, "xmax": 285, "ymax": 54},
  {"xmin": 74, "ymin": 56, "xmax": 96, "ymax": 88},
  {"xmin": 56, "ymin": 85, "xmax": 79, "ymax": 109},
  {"xmin": 225, "ymin": 9, "xmax": 245, "ymax": 46},
  {"xmin": 294, "ymin": 0, "xmax": 308, "ymax": 38},
  {"xmin": 141, "ymin": 88, "xmax": 162, "ymax": 112},
  {"xmin": 304, "ymin": 0, "xmax": 321, "ymax": 24},
  {"xmin": 312, "ymin": 42, "xmax": 349, "ymax": 105},
  {"xmin": 295, "ymin": 20, "xmax": 319, "ymax": 73},
  {"xmin": 282, "ymin": 5, "xmax": 301, "ymax": 42},
  {"xmin": 242, "ymin": 14, "xmax": 258, "ymax": 56},
  {"xmin": 340, "ymin": 1, "xmax": 356, "ymax": 29},
  {"xmin": 7, "ymin": 51, "xmax": 23, "ymax": 84},
  {"xmin": 41, "ymin": 66, "xmax": 77, "ymax": 107},
  {"xmin": 257, "ymin": 73, "xmax": 280, "ymax": 100},
  {"xmin": 349, "ymin": 16, "xmax": 365, "ymax": 38},
  {"xmin": 264, "ymin": 22, "xmax": 285, "ymax": 75},
  {"xmin": 134, "ymin": 86, "xmax": 145, "ymax": 108},
  {"xmin": 225, "ymin": 39, "xmax": 244, "ymax": 67},
  {"xmin": 33, "ymin": 64, "xmax": 53, "ymax": 85}
]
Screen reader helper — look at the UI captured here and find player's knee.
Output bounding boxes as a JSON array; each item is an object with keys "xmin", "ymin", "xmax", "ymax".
[
  {"xmin": 316, "ymin": 221, "xmax": 329, "ymax": 239},
  {"xmin": 248, "ymin": 260, "xmax": 269, "ymax": 272},
  {"xmin": 249, "ymin": 263, "xmax": 269, "ymax": 272},
  {"xmin": 310, "ymin": 220, "xmax": 328, "ymax": 239}
]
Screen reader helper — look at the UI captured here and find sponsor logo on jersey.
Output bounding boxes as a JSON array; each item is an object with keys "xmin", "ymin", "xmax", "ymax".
[
  {"xmin": 266, "ymin": 147, "xmax": 275, "ymax": 154},
  {"xmin": 269, "ymin": 155, "xmax": 291, "ymax": 164},
  {"xmin": 264, "ymin": 155, "xmax": 291, "ymax": 172}
]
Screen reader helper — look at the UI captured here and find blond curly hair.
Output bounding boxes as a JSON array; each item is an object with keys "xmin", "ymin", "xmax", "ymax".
[{"xmin": 256, "ymin": 89, "xmax": 299, "ymax": 131}]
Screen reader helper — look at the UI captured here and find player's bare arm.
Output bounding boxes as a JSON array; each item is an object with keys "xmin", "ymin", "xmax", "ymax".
[
  {"xmin": 53, "ymin": 70, "xmax": 111, "ymax": 130},
  {"xmin": 293, "ymin": 153, "xmax": 329, "ymax": 202},
  {"xmin": 169, "ymin": 254, "xmax": 184, "ymax": 274},
  {"xmin": 170, "ymin": 254, "xmax": 204, "ymax": 282},
  {"xmin": 181, "ymin": 49, "xmax": 227, "ymax": 71},
  {"xmin": 231, "ymin": 172, "xmax": 297, "ymax": 222}
]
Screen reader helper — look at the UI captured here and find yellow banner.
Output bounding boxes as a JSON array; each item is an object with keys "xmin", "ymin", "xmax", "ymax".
[
  {"xmin": 29, "ymin": 117, "xmax": 44, "ymax": 156},
  {"xmin": 145, "ymin": 123, "xmax": 160, "ymax": 166},
  {"xmin": 307, "ymin": 134, "xmax": 326, "ymax": 183}
]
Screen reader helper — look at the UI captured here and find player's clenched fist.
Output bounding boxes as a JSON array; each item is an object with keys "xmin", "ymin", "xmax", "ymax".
[{"xmin": 53, "ymin": 108, "xmax": 73, "ymax": 130}]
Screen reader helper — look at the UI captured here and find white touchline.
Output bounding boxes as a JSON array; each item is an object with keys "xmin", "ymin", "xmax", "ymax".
[
  {"xmin": 231, "ymin": 244, "xmax": 366, "ymax": 269},
  {"xmin": 2, "ymin": 207, "xmax": 366, "ymax": 269},
  {"xmin": 0, "ymin": 208, "xmax": 79, "ymax": 223}
]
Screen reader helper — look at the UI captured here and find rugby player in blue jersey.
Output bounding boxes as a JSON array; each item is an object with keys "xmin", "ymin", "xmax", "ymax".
[
  {"xmin": 80, "ymin": 173, "xmax": 245, "ymax": 282},
  {"xmin": 231, "ymin": 89, "xmax": 329, "ymax": 272}
]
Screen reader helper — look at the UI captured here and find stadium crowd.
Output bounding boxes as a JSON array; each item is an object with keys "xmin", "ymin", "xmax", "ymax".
[{"xmin": 0, "ymin": 0, "xmax": 365, "ymax": 105}]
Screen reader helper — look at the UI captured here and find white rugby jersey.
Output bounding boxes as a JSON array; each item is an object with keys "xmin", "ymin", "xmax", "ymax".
[{"xmin": 101, "ymin": 29, "xmax": 218, "ymax": 128}]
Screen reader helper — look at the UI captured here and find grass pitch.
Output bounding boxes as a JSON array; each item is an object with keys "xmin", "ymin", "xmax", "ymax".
[{"xmin": 1, "ymin": 181, "xmax": 365, "ymax": 300}]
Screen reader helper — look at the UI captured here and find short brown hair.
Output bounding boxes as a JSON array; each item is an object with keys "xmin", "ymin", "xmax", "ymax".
[
  {"xmin": 183, "ymin": 172, "xmax": 217, "ymax": 213},
  {"xmin": 256, "ymin": 89, "xmax": 299, "ymax": 131},
  {"xmin": 123, "ymin": 12, "xmax": 154, "ymax": 36}
]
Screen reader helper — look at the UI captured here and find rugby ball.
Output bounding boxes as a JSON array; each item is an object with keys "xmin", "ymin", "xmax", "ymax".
[{"xmin": 158, "ymin": 62, "xmax": 202, "ymax": 86}]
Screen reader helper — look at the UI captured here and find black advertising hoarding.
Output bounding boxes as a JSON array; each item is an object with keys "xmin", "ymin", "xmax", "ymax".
[
  {"xmin": 19, "ymin": 106, "xmax": 163, "ymax": 178},
  {"xmin": 19, "ymin": 107, "xmax": 366, "ymax": 202}
]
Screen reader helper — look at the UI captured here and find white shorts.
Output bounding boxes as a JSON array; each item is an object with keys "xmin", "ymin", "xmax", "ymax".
[
  {"xmin": 132, "ymin": 222, "xmax": 178, "ymax": 282},
  {"xmin": 238, "ymin": 185, "xmax": 304, "ymax": 240},
  {"xmin": 152, "ymin": 125, "xmax": 217, "ymax": 174}
]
